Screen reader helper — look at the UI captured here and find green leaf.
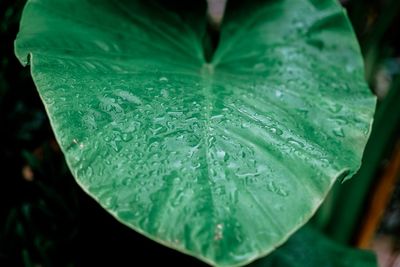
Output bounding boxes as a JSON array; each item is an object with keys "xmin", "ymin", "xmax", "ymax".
[
  {"xmin": 15, "ymin": 0, "xmax": 376, "ymax": 266},
  {"xmin": 249, "ymin": 225, "xmax": 377, "ymax": 267},
  {"xmin": 325, "ymin": 72, "xmax": 400, "ymax": 243}
]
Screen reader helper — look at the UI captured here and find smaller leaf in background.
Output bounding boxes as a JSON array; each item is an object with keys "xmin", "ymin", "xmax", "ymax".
[{"xmin": 249, "ymin": 225, "xmax": 377, "ymax": 267}]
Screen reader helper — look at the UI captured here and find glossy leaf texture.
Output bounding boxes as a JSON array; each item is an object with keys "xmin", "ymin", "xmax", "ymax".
[
  {"xmin": 15, "ymin": 0, "xmax": 376, "ymax": 266},
  {"xmin": 249, "ymin": 225, "xmax": 377, "ymax": 267}
]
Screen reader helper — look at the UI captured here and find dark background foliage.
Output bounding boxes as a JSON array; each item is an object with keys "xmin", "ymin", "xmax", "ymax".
[{"xmin": 0, "ymin": 0, "xmax": 399, "ymax": 266}]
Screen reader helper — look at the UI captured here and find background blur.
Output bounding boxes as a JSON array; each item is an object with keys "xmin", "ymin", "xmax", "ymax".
[{"xmin": 0, "ymin": 0, "xmax": 399, "ymax": 266}]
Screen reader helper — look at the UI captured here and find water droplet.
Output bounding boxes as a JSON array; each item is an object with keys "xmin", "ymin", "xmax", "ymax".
[
  {"xmin": 103, "ymin": 195, "xmax": 118, "ymax": 209},
  {"xmin": 167, "ymin": 111, "xmax": 183, "ymax": 117},
  {"xmin": 238, "ymin": 172, "xmax": 260, "ymax": 179},
  {"xmin": 116, "ymin": 90, "xmax": 142, "ymax": 105},
  {"xmin": 122, "ymin": 133, "xmax": 133, "ymax": 142},
  {"xmin": 215, "ymin": 185, "xmax": 226, "ymax": 195},
  {"xmin": 334, "ymin": 116, "xmax": 349, "ymax": 125},
  {"xmin": 270, "ymin": 127, "xmax": 283, "ymax": 136},
  {"xmin": 241, "ymin": 123, "xmax": 250, "ymax": 129},
  {"xmin": 214, "ymin": 224, "xmax": 223, "ymax": 240},
  {"xmin": 122, "ymin": 178, "xmax": 133, "ymax": 186},
  {"xmin": 159, "ymin": 77, "xmax": 168, "ymax": 82},
  {"xmin": 82, "ymin": 114, "xmax": 97, "ymax": 130},
  {"xmin": 293, "ymin": 19, "xmax": 305, "ymax": 32},
  {"xmin": 161, "ymin": 89, "xmax": 169, "ymax": 98},
  {"xmin": 275, "ymin": 90, "xmax": 283, "ymax": 98},
  {"xmin": 253, "ymin": 63, "xmax": 266, "ymax": 71},
  {"xmin": 273, "ymin": 204, "xmax": 284, "ymax": 211},
  {"xmin": 234, "ymin": 223, "xmax": 243, "ymax": 242},
  {"xmin": 287, "ymin": 137, "xmax": 304, "ymax": 148},
  {"xmin": 224, "ymin": 153, "xmax": 230, "ymax": 162},
  {"xmin": 216, "ymin": 150, "xmax": 226, "ymax": 159},
  {"xmin": 328, "ymin": 103, "xmax": 343, "ymax": 113},
  {"xmin": 110, "ymin": 140, "xmax": 121, "ymax": 152},
  {"xmin": 267, "ymin": 181, "xmax": 289, "ymax": 197},
  {"xmin": 192, "ymin": 162, "xmax": 201, "ymax": 169},
  {"xmin": 171, "ymin": 190, "xmax": 184, "ymax": 207},
  {"xmin": 333, "ymin": 127, "xmax": 345, "ymax": 137},
  {"xmin": 94, "ymin": 40, "xmax": 110, "ymax": 52},
  {"xmin": 117, "ymin": 210, "xmax": 139, "ymax": 221},
  {"xmin": 296, "ymin": 108, "xmax": 309, "ymax": 117},
  {"xmin": 307, "ymin": 39, "xmax": 325, "ymax": 50},
  {"xmin": 85, "ymin": 166, "xmax": 93, "ymax": 178},
  {"xmin": 207, "ymin": 136, "xmax": 216, "ymax": 147},
  {"xmin": 320, "ymin": 158, "xmax": 330, "ymax": 168},
  {"xmin": 211, "ymin": 114, "xmax": 224, "ymax": 121},
  {"xmin": 172, "ymin": 177, "xmax": 182, "ymax": 184},
  {"xmin": 346, "ymin": 64, "xmax": 355, "ymax": 73}
]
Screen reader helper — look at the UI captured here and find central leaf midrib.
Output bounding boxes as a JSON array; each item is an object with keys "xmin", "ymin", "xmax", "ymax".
[{"xmin": 198, "ymin": 63, "xmax": 219, "ymax": 242}]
